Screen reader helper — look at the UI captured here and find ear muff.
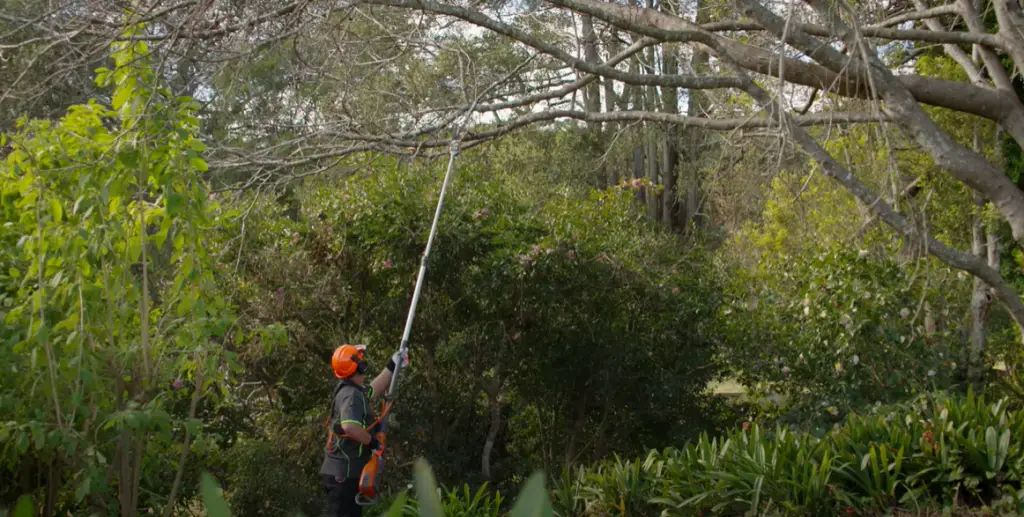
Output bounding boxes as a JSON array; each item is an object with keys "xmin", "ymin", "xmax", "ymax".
[{"xmin": 354, "ymin": 345, "xmax": 369, "ymax": 374}]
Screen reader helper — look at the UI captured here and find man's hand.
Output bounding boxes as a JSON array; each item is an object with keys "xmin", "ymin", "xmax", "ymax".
[
  {"xmin": 341, "ymin": 422, "xmax": 372, "ymax": 446},
  {"xmin": 372, "ymin": 349, "xmax": 410, "ymax": 397},
  {"xmin": 367, "ymin": 434, "xmax": 381, "ymax": 451},
  {"xmin": 387, "ymin": 350, "xmax": 409, "ymax": 372}
]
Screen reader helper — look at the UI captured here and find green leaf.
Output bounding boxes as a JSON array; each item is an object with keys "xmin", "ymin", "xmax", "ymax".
[
  {"xmin": 112, "ymin": 87, "xmax": 131, "ymax": 111},
  {"xmin": 166, "ymin": 193, "xmax": 185, "ymax": 216},
  {"xmin": 75, "ymin": 475, "xmax": 91, "ymax": 503},
  {"xmin": 128, "ymin": 232, "xmax": 142, "ymax": 263},
  {"xmin": 12, "ymin": 495, "xmax": 33, "ymax": 517},
  {"xmin": 117, "ymin": 148, "xmax": 139, "ymax": 169},
  {"xmin": 189, "ymin": 140, "xmax": 208, "ymax": 152},
  {"xmin": 509, "ymin": 472, "xmax": 552, "ymax": 517},
  {"xmin": 200, "ymin": 472, "xmax": 232, "ymax": 517},
  {"xmin": 190, "ymin": 156, "xmax": 209, "ymax": 172},
  {"xmin": 8, "ymin": 268, "xmax": 20, "ymax": 279},
  {"xmin": 385, "ymin": 490, "xmax": 409, "ymax": 517},
  {"xmin": 155, "ymin": 214, "xmax": 173, "ymax": 248},
  {"xmin": 414, "ymin": 459, "xmax": 444, "ymax": 517},
  {"xmin": 49, "ymin": 198, "xmax": 62, "ymax": 223}
]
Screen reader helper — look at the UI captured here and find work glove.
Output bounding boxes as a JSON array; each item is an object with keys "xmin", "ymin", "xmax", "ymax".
[{"xmin": 387, "ymin": 349, "xmax": 410, "ymax": 373}]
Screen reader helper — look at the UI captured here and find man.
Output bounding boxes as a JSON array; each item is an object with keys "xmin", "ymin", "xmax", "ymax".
[{"xmin": 320, "ymin": 344, "xmax": 408, "ymax": 517}]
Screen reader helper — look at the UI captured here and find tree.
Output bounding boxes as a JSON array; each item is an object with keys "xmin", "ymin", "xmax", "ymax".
[
  {"xmin": 0, "ymin": 33, "xmax": 238, "ymax": 516},
  {"xmin": 8, "ymin": 0, "xmax": 1023, "ymax": 342}
]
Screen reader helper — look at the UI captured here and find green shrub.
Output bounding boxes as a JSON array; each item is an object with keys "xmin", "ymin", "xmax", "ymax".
[{"xmin": 332, "ymin": 392, "xmax": 1023, "ymax": 517}]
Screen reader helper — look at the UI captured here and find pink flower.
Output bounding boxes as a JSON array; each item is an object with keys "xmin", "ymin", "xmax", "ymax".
[
  {"xmin": 276, "ymin": 287, "xmax": 284, "ymax": 298},
  {"xmin": 172, "ymin": 379, "xmax": 183, "ymax": 390},
  {"xmin": 474, "ymin": 208, "xmax": 490, "ymax": 219},
  {"xmin": 672, "ymin": 287, "xmax": 680, "ymax": 294},
  {"xmin": 512, "ymin": 332, "xmax": 521, "ymax": 342},
  {"xmin": 208, "ymin": 193, "xmax": 216, "ymax": 200},
  {"xmin": 383, "ymin": 259, "xmax": 393, "ymax": 269}
]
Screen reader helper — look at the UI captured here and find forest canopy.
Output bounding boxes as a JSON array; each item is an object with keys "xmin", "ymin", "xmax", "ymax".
[{"xmin": 3, "ymin": 0, "xmax": 1024, "ymax": 515}]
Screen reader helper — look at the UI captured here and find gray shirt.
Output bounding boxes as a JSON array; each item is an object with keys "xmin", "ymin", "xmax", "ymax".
[{"xmin": 320, "ymin": 380, "xmax": 376, "ymax": 479}]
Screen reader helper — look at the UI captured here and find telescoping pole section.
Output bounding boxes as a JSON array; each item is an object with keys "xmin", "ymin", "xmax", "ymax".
[
  {"xmin": 386, "ymin": 135, "xmax": 460, "ymax": 402},
  {"xmin": 360, "ymin": 128, "xmax": 466, "ymax": 502}
]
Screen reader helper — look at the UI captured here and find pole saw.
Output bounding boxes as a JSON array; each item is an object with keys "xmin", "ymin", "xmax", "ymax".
[{"xmin": 354, "ymin": 116, "xmax": 472, "ymax": 507}]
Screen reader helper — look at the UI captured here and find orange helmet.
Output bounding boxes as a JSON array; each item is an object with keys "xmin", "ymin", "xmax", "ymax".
[{"xmin": 332, "ymin": 344, "xmax": 368, "ymax": 379}]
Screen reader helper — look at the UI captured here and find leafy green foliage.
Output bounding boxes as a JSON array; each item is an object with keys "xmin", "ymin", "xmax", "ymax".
[
  {"xmin": 306, "ymin": 393, "xmax": 1024, "ymax": 517},
  {"xmin": 0, "ymin": 30, "xmax": 237, "ymax": 514},
  {"xmin": 201, "ymin": 473, "xmax": 233, "ymax": 517},
  {"xmin": 719, "ymin": 239, "xmax": 967, "ymax": 425},
  {"xmin": 215, "ymin": 152, "xmax": 731, "ymax": 513}
]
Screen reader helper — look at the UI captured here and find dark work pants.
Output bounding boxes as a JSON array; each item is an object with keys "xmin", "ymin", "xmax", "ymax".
[{"xmin": 323, "ymin": 475, "xmax": 362, "ymax": 517}]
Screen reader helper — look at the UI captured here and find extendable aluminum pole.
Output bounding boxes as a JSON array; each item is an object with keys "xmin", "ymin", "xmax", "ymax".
[{"xmin": 384, "ymin": 135, "xmax": 460, "ymax": 400}]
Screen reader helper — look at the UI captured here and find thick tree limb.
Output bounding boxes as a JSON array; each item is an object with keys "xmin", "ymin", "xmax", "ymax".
[
  {"xmin": 991, "ymin": 0, "xmax": 1024, "ymax": 69},
  {"xmin": 731, "ymin": 63, "xmax": 1024, "ymax": 335},
  {"xmin": 790, "ymin": 0, "xmax": 1024, "ymax": 247},
  {"xmin": 545, "ymin": 0, "xmax": 1024, "ymax": 135},
  {"xmin": 912, "ymin": 0, "xmax": 987, "ymax": 85},
  {"xmin": 471, "ymin": 109, "xmax": 888, "ymax": 136},
  {"xmin": 872, "ymin": 4, "xmax": 961, "ymax": 28},
  {"xmin": 357, "ymin": 0, "xmax": 745, "ymax": 90},
  {"xmin": 957, "ymin": 0, "xmax": 1016, "ymax": 91},
  {"xmin": 699, "ymin": 19, "xmax": 1000, "ymax": 48}
]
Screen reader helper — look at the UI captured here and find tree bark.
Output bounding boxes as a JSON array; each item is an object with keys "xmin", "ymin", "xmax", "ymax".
[
  {"xmin": 647, "ymin": 135, "xmax": 661, "ymax": 220},
  {"xmin": 661, "ymin": 0, "xmax": 680, "ymax": 229},
  {"xmin": 969, "ymin": 192, "xmax": 990, "ymax": 379},
  {"xmin": 734, "ymin": 74, "xmax": 1024, "ymax": 344},
  {"xmin": 582, "ymin": 14, "xmax": 602, "ymax": 132},
  {"xmin": 643, "ymin": 14, "xmax": 662, "ymax": 221},
  {"xmin": 563, "ymin": 390, "xmax": 590, "ymax": 468},
  {"xmin": 604, "ymin": 31, "xmax": 622, "ymax": 187},
  {"xmin": 481, "ymin": 375, "xmax": 502, "ymax": 480},
  {"xmin": 537, "ymin": 0, "xmax": 1024, "ymax": 144},
  {"xmin": 751, "ymin": 0, "xmax": 1024, "ymax": 248}
]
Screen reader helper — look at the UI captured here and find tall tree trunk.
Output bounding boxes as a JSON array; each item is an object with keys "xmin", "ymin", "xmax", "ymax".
[
  {"xmin": 593, "ymin": 383, "xmax": 614, "ymax": 460},
  {"xmin": 481, "ymin": 375, "xmax": 502, "ymax": 480},
  {"xmin": 581, "ymin": 14, "xmax": 605, "ymax": 188},
  {"xmin": 647, "ymin": 135, "xmax": 661, "ymax": 220},
  {"xmin": 45, "ymin": 459, "xmax": 59, "ymax": 517},
  {"xmin": 682, "ymin": 0, "xmax": 711, "ymax": 231},
  {"xmin": 662, "ymin": 130, "xmax": 678, "ymax": 228},
  {"xmin": 581, "ymin": 15, "xmax": 601, "ymax": 132},
  {"xmin": 604, "ymin": 31, "xmax": 621, "ymax": 187},
  {"xmin": 643, "ymin": 12, "xmax": 661, "ymax": 221},
  {"xmin": 660, "ymin": 0, "xmax": 680, "ymax": 229},
  {"xmin": 633, "ymin": 145, "xmax": 646, "ymax": 204},
  {"xmin": 969, "ymin": 192, "xmax": 990, "ymax": 380},
  {"xmin": 628, "ymin": 53, "xmax": 646, "ymax": 205},
  {"xmin": 563, "ymin": 390, "xmax": 590, "ymax": 468}
]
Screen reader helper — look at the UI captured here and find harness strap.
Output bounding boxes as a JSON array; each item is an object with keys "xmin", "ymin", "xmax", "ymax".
[
  {"xmin": 324, "ymin": 380, "xmax": 351, "ymax": 452},
  {"xmin": 324, "ymin": 382, "xmax": 394, "ymax": 450}
]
